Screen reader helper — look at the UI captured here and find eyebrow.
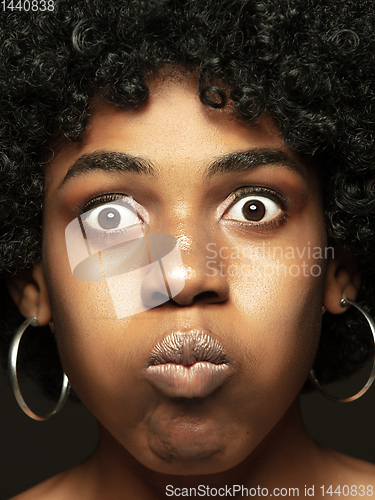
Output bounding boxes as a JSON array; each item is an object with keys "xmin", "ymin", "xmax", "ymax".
[
  {"xmin": 59, "ymin": 151, "xmax": 156, "ymax": 188},
  {"xmin": 58, "ymin": 148, "xmax": 305, "ymax": 188},
  {"xmin": 206, "ymin": 149, "xmax": 304, "ymax": 178}
]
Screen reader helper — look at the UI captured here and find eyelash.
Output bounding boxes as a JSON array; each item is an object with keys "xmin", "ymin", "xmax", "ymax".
[
  {"xmin": 225, "ymin": 186, "xmax": 289, "ymax": 231},
  {"xmin": 74, "ymin": 192, "xmax": 132, "ymax": 215},
  {"xmin": 73, "ymin": 186, "xmax": 289, "ymax": 234},
  {"xmin": 73, "ymin": 193, "xmax": 144, "ymax": 249}
]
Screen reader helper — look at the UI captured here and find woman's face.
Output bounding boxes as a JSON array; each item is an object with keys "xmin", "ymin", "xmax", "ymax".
[{"xmin": 42, "ymin": 77, "xmax": 326, "ymax": 474}]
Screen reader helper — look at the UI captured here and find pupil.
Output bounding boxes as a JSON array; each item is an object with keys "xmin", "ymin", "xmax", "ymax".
[
  {"xmin": 242, "ymin": 200, "xmax": 266, "ymax": 221},
  {"xmin": 98, "ymin": 207, "xmax": 121, "ymax": 229}
]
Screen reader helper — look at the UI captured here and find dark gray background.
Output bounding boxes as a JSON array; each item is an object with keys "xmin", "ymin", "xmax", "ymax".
[{"xmin": 1, "ymin": 361, "xmax": 375, "ymax": 500}]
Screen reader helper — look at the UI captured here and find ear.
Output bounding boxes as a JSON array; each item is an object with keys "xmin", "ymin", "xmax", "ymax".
[
  {"xmin": 6, "ymin": 261, "xmax": 52, "ymax": 326},
  {"xmin": 323, "ymin": 246, "xmax": 361, "ymax": 314}
]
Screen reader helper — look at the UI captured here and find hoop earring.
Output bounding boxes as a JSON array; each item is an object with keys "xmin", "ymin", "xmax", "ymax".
[
  {"xmin": 309, "ymin": 298, "xmax": 375, "ymax": 403},
  {"xmin": 8, "ymin": 316, "xmax": 71, "ymax": 421}
]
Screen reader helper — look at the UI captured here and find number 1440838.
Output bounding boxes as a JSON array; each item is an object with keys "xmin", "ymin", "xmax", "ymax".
[
  {"xmin": 1, "ymin": 0, "xmax": 54, "ymax": 11},
  {"xmin": 320, "ymin": 485, "xmax": 373, "ymax": 497}
]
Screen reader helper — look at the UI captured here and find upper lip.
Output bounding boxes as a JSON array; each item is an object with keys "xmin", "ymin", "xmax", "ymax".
[{"xmin": 148, "ymin": 330, "xmax": 230, "ymax": 367}]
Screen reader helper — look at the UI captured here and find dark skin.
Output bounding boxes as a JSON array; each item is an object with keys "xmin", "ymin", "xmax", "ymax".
[{"xmin": 8, "ymin": 77, "xmax": 373, "ymax": 499}]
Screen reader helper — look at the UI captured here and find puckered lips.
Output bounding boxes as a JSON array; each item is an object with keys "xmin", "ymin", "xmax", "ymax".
[{"xmin": 144, "ymin": 331, "xmax": 232, "ymax": 398}]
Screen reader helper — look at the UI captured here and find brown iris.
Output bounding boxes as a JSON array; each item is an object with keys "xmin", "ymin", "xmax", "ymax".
[
  {"xmin": 242, "ymin": 199, "xmax": 266, "ymax": 222},
  {"xmin": 98, "ymin": 207, "xmax": 121, "ymax": 229}
]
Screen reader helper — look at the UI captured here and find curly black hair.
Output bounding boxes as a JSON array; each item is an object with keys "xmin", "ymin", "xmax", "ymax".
[{"xmin": 1, "ymin": 0, "xmax": 375, "ymax": 400}]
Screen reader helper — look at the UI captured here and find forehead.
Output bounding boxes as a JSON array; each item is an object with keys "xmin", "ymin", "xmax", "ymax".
[{"xmin": 45, "ymin": 77, "xmax": 311, "ymax": 190}]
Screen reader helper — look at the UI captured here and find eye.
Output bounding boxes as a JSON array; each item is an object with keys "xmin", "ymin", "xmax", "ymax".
[
  {"xmin": 83, "ymin": 201, "xmax": 140, "ymax": 232},
  {"xmin": 225, "ymin": 195, "xmax": 281, "ymax": 224}
]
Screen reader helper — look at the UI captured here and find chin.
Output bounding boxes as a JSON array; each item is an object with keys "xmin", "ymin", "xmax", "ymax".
[{"xmin": 142, "ymin": 414, "xmax": 245, "ymax": 475}]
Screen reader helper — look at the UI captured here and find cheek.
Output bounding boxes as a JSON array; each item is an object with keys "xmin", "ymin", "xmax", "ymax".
[
  {"xmin": 232, "ymin": 268, "xmax": 321, "ymax": 388},
  {"xmin": 47, "ymin": 283, "xmax": 153, "ymax": 432},
  {"xmin": 220, "ymin": 237, "xmax": 326, "ymax": 398},
  {"xmin": 43, "ymin": 231, "xmax": 137, "ymax": 400},
  {"xmin": 47, "ymin": 280, "xmax": 127, "ymax": 386}
]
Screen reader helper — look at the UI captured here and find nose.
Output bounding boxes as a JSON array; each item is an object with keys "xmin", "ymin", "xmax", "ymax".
[
  {"xmin": 172, "ymin": 265, "xmax": 229, "ymax": 306},
  {"xmin": 170, "ymin": 249, "xmax": 230, "ymax": 306},
  {"xmin": 140, "ymin": 232, "xmax": 229, "ymax": 308}
]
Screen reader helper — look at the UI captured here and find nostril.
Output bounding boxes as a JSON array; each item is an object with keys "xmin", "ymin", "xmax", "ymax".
[
  {"xmin": 172, "ymin": 289, "xmax": 221, "ymax": 306},
  {"xmin": 195, "ymin": 290, "xmax": 221, "ymax": 303}
]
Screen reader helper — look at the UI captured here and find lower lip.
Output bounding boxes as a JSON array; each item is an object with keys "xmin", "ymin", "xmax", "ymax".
[{"xmin": 144, "ymin": 362, "xmax": 232, "ymax": 398}]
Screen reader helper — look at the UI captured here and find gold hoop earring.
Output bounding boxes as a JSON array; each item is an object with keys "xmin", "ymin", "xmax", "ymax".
[
  {"xmin": 8, "ymin": 316, "xmax": 71, "ymax": 420},
  {"xmin": 309, "ymin": 298, "xmax": 375, "ymax": 403}
]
